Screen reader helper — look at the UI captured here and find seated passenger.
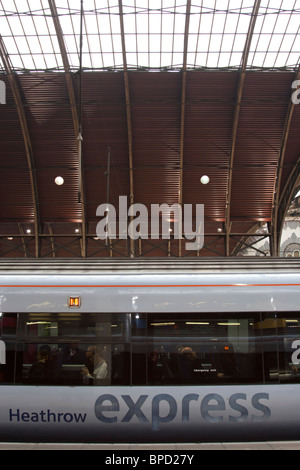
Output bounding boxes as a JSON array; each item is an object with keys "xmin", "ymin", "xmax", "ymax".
[
  {"xmin": 178, "ymin": 346, "xmax": 199, "ymax": 381},
  {"xmin": 81, "ymin": 346, "xmax": 107, "ymax": 382},
  {"xmin": 27, "ymin": 345, "xmax": 53, "ymax": 383},
  {"xmin": 62, "ymin": 343, "xmax": 85, "ymax": 365}
]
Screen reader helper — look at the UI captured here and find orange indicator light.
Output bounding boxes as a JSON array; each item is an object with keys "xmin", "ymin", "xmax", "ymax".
[{"xmin": 69, "ymin": 297, "xmax": 81, "ymax": 307}]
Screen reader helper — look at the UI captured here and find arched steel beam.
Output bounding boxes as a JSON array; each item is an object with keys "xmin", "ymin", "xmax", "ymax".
[
  {"xmin": 178, "ymin": 0, "xmax": 191, "ymax": 257},
  {"xmin": 48, "ymin": 0, "xmax": 87, "ymax": 257},
  {"xmin": 0, "ymin": 36, "xmax": 41, "ymax": 258},
  {"xmin": 230, "ymin": 222, "xmax": 271, "ymax": 256},
  {"xmin": 119, "ymin": 0, "xmax": 135, "ymax": 257},
  {"xmin": 271, "ymin": 67, "xmax": 300, "ymax": 256},
  {"xmin": 276, "ymin": 155, "xmax": 300, "ymax": 250},
  {"xmin": 225, "ymin": 0, "xmax": 261, "ymax": 256}
]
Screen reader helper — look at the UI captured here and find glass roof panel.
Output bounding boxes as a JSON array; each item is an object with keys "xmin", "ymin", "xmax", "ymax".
[
  {"xmin": 0, "ymin": 0, "xmax": 299, "ymax": 72},
  {"xmin": 250, "ymin": 0, "xmax": 300, "ymax": 69}
]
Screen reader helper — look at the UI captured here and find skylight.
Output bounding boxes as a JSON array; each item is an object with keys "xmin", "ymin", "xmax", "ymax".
[{"xmin": 0, "ymin": 0, "xmax": 299, "ymax": 73}]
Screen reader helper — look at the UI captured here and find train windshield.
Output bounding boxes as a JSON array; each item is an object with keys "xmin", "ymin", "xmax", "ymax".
[{"xmin": 0, "ymin": 311, "xmax": 300, "ymax": 386}]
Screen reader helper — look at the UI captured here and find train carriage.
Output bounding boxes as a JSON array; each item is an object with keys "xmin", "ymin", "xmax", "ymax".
[{"xmin": 0, "ymin": 258, "xmax": 300, "ymax": 443}]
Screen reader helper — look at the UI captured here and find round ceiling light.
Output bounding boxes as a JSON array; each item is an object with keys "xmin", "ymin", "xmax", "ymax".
[
  {"xmin": 55, "ymin": 176, "xmax": 64, "ymax": 186},
  {"xmin": 200, "ymin": 175, "xmax": 210, "ymax": 185}
]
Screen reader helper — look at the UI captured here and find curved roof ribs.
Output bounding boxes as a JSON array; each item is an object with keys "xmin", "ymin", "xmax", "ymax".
[
  {"xmin": 119, "ymin": 0, "xmax": 135, "ymax": 258},
  {"xmin": 225, "ymin": 0, "xmax": 261, "ymax": 256},
  {"xmin": 230, "ymin": 222, "xmax": 271, "ymax": 257},
  {"xmin": 0, "ymin": 36, "xmax": 41, "ymax": 258},
  {"xmin": 272, "ymin": 67, "xmax": 300, "ymax": 256},
  {"xmin": 179, "ymin": 0, "xmax": 191, "ymax": 257},
  {"xmin": 48, "ymin": 0, "xmax": 87, "ymax": 257},
  {"xmin": 277, "ymin": 157, "xmax": 300, "ymax": 240}
]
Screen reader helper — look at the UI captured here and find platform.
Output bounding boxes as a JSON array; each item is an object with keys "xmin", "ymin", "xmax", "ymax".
[{"xmin": 0, "ymin": 441, "xmax": 300, "ymax": 450}]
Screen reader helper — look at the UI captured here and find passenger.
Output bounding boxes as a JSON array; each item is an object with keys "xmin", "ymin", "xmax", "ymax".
[
  {"xmin": 217, "ymin": 343, "xmax": 239, "ymax": 380},
  {"xmin": 178, "ymin": 346, "xmax": 198, "ymax": 381},
  {"xmin": 81, "ymin": 346, "xmax": 107, "ymax": 382},
  {"xmin": 159, "ymin": 346, "xmax": 175, "ymax": 382},
  {"xmin": 63, "ymin": 343, "xmax": 85, "ymax": 365},
  {"xmin": 28, "ymin": 345, "xmax": 52, "ymax": 383},
  {"xmin": 84, "ymin": 346, "xmax": 95, "ymax": 375},
  {"xmin": 180, "ymin": 346, "xmax": 197, "ymax": 360}
]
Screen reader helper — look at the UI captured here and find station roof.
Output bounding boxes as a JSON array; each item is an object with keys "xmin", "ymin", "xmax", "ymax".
[{"xmin": 0, "ymin": 0, "xmax": 299, "ymax": 258}]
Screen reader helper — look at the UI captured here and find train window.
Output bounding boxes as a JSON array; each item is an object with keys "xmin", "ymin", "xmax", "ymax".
[
  {"xmin": 0, "ymin": 342, "xmax": 17, "ymax": 384},
  {"xmin": 0, "ymin": 314, "xmax": 18, "ymax": 384},
  {"xmin": 0, "ymin": 313, "xmax": 131, "ymax": 386},
  {"xmin": 132, "ymin": 343, "xmax": 147, "ymax": 385},
  {"xmin": 252, "ymin": 313, "xmax": 300, "ymax": 383},
  {"xmin": 146, "ymin": 313, "xmax": 263, "ymax": 385},
  {"xmin": 0, "ymin": 313, "xmax": 17, "ymax": 337},
  {"xmin": 276, "ymin": 313, "xmax": 300, "ymax": 383},
  {"xmin": 132, "ymin": 313, "xmax": 147, "ymax": 336},
  {"xmin": 254, "ymin": 314, "xmax": 280, "ymax": 383},
  {"xmin": 2, "ymin": 311, "xmax": 300, "ymax": 387},
  {"xmin": 21, "ymin": 313, "xmax": 128, "ymax": 340}
]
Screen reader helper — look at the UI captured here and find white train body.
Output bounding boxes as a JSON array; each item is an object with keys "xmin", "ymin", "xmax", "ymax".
[{"xmin": 0, "ymin": 258, "xmax": 299, "ymax": 442}]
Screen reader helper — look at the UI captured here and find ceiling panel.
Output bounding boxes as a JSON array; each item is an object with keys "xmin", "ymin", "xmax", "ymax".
[{"xmin": 0, "ymin": 2, "xmax": 299, "ymax": 258}]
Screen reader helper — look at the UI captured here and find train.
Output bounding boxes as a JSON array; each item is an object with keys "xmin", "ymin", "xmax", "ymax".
[{"xmin": 0, "ymin": 257, "xmax": 300, "ymax": 443}]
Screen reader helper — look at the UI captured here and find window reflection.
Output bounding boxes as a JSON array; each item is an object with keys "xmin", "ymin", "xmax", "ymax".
[
  {"xmin": 147, "ymin": 340, "xmax": 255, "ymax": 385},
  {"xmin": 1, "ymin": 313, "xmax": 17, "ymax": 337},
  {"xmin": 277, "ymin": 314, "xmax": 300, "ymax": 383},
  {"xmin": 146, "ymin": 314, "xmax": 262, "ymax": 385},
  {"xmin": 21, "ymin": 342, "xmax": 129, "ymax": 386},
  {"xmin": 17, "ymin": 313, "xmax": 130, "ymax": 386},
  {"xmin": 24, "ymin": 313, "xmax": 125, "ymax": 339}
]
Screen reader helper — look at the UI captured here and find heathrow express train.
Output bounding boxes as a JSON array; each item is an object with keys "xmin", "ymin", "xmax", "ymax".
[{"xmin": 0, "ymin": 257, "xmax": 300, "ymax": 443}]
